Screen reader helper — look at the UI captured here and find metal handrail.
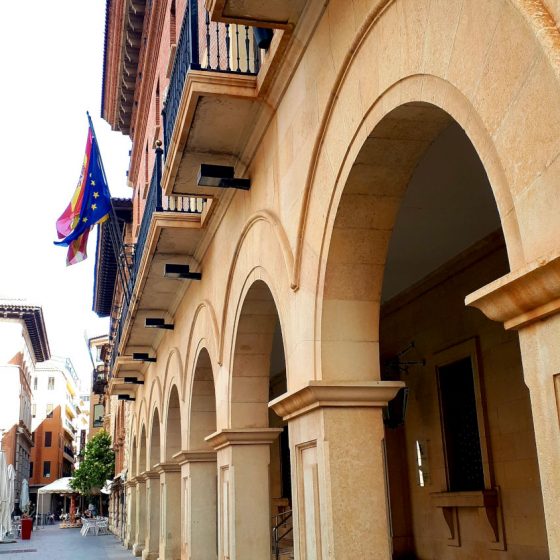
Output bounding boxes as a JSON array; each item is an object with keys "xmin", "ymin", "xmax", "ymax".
[
  {"xmin": 107, "ymin": 146, "xmax": 205, "ymax": 377},
  {"xmin": 272, "ymin": 509, "xmax": 293, "ymax": 560},
  {"xmin": 163, "ymin": 0, "xmax": 261, "ymax": 156}
]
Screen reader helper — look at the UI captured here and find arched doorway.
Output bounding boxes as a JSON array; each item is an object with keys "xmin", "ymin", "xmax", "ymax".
[
  {"xmin": 132, "ymin": 425, "xmax": 147, "ymax": 556},
  {"xmin": 144, "ymin": 410, "xmax": 161, "ymax": 560},
  {"xmin": 321, "ymin": 103, "xmax": 547, "ymax": 558},
  {"xmin": 184, "ymin": 348, "xmax": 218, "ymax": 560},
  {"xmin": 159, "ymin": 387, "xmax": 182, "ymax": 560},
  {"xmin": 208, "ymin": 280, "xmax": 290, "ymax": 559}
]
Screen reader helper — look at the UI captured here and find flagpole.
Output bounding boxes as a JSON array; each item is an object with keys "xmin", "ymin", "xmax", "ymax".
[{"xmin": 86, "ymin": 112, "xmax": 131, "ymax": 308}]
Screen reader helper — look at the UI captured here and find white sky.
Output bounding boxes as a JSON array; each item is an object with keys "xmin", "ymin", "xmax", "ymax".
[{"xmin": 0, "ymin": 2, "xmax": 131, "ymax": 391}]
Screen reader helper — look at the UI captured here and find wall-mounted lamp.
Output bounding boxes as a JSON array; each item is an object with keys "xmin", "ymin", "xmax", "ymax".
[
  {"xmin": 132, "ymin": 352, "xmax": 157, "ymax": 363},
  {"xmin": 145, "ymin": 317, "xmax": 174, "ymax": 330},
  {"xmin": 164, "ymin": 264, "xmax": 202, "ymax": 280},
  {"xmin": 197, "ymin": 164, "xmax": 250, "ymax": 190},
  {"xmin": 124, "ymin": 377, "xmax": 145, "ymax": 385}
]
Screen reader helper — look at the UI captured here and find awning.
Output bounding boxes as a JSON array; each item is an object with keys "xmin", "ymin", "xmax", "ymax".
[{"xmin": 38, "ymin": 477, "xmax": 76, "ymax": 495}]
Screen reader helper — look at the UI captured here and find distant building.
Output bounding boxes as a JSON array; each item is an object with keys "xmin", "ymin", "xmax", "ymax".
[
  {"xmin": 30, "ymin": 356, "xmax": 80, "ymax": 513},
  {"xmin": 0, "ymin": 300, "xmax": 50, "ymax": 512},
  {"xmin": 75, "ymin": 393, "xmax": 91, "ymax": 467},
  {"xmin": 87, "ymin": 334, "xmax": 110, "ymax": 440}
]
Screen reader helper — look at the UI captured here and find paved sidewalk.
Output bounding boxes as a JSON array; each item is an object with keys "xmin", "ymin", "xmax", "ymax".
[{"xmin": 0, "ymin": 525, "xmax": 132, "ymax": 559}]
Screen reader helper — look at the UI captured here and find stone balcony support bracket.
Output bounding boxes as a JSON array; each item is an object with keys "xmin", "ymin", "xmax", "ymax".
[
  {"xmin": 466, "ymin": 252, "xmax": 560, "ymax": 330},
  {"xmin": 268, "ymin": 380, "xmax": 405, "ymax": 421}
]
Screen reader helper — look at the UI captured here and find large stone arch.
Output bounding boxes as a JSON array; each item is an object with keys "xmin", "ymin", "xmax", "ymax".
[
  {"xmin": 138, "ymin": 423, "xmax": 147, "ymax": 475},
  {"xmin": 163, "ymin": 383, "xmax": 182, "ymax": 461},
  {"xmin": 296, "ymin": 0, "xmax": 560, "ymax": 299},
  {"xmin": 224, "ymin": 270, "xmax": 289, "ymax": 429},
  {"xmin": 182, "ymin": 301, "xmax": 220, "ymax": 399},
  {"xmin": 218, "ymin": 211, "xmax": 294, "ymax": 368},
  {"xmin": 186, "ymin": 346, "xmax": 217, "ymax": 451},
  {"xmin": 162, "ymin": 347, "xmax": 184, "ymax": 404},
  {"xmin": 147, "ymin": 406, "xmax": 162, "ymax": 469}
]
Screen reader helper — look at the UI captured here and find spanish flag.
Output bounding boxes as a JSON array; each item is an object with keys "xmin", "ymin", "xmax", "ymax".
[{"xmin": 55, "ymin": 119, "xmax": 112, "ymax": 265}]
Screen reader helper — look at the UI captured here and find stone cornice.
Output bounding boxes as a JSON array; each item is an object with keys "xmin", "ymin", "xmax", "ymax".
[
  {"xmin": 466, "ymin": 252, "xmax": 560, "ymax": 330},
  {"xmin": 205, "ymin": 429, "xmax": 283, "ymax": 451},
  {"xmin": 269, "ymin": 380, "xmax": 405, "ymax": 421},
  {"xmin": 173, "ymin": 450, "xmax": 217, "ymax": 465},
  {"xmin": 154, "ymin": 461, "xmax": 181, "ymax": 474},
  {"xmin": 125, "ymin": 478, "xmax": 138, "ymax": 488}
]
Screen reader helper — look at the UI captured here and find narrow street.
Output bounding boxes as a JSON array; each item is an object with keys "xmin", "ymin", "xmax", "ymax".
[{"xmin": 0, "ymin": 526, "xmax": 130, "ymax": 559}]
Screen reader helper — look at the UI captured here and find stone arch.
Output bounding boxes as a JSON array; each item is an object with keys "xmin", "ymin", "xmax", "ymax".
[
  {"xmin": 182, "ymin": 300, "xmax": 220, "ymax": 400},
  {"xmin": 187, "ymin": 347, "xmax": 217, "ymax": 450},
  {"xmin": 296, "ymin": 0, "xmax": 560, "ymax": 296},
  {"xmin": 130, "ymin": 435, "xmax": 137, "ymax": 478},
  {"xmin": 147, "ymin": 376, "xmax": 163, "ymax": 431},
  {"xmin": 228, "ymin": 276, "xmax": 287, "ymax": 429},
  {"xmin": 164, "ymin": 384, "xmax": 182, "ymax": 460},
  {"xmin": 138, "ymin": 423, "xmax": 147, "ymax": 475},
  {"xmin": 148, "ymin": 407, "xmax": 162, "ymax": 468},
  {"xmin": 162, "ymin": 347, "xmax": 184, "ymax": 404},
  {"xmin": 219, "ymin": 211, "xmax": 293, "ymax": 365}
]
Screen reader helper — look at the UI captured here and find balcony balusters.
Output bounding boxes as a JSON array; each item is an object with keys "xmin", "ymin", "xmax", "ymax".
[
  {"xmin": 163, "ymin": 0, "xmax": 261, "ymax": 156},
  {"xmin": 108, "ymin": 146, "xmax": 205, "ymax": 376}
]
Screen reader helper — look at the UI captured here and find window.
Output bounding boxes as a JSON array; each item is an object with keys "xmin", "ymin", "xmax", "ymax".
[
  {"xmin": 436, "ymin": 340, "xmax": 488, "ymax": 492},
  {"xmin": 47, "ymin": 377, "xmax": 55, "ymax": 390},
  {"xmin": 46, "ymin": 404, "xmax": 53, "ymax": 418},
  {"xmin": 45, "ymin": 431, "xmax": 52, "ymax": 448},
  {"xmin": 33, "ymin": 377, "xmax": 37, "ymax": 390},
  {"xmin": 32, "ymin": 404, "xmax": 36, "ymax": 418},
  {"xmin": 43, "ymin": 461, "xmax": 51, "ymax": 478},
  {"xmin": 29, "ymin": 462, "xmax": 33, "ymax": 478},
  {"xmin": 93, "ymin": 404, "xmax": 104, "ymax": 428}
]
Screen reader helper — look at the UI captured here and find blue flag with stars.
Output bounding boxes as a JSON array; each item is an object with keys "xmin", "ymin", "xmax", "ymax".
[{"xmin": 54, "ymin": 127, "xmax": 112, "ymax": 248}]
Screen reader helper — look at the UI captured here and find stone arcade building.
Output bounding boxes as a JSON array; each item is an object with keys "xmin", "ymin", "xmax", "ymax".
[{"xmin": 96, "ymin": 0, "xmax": 560, "ymax": 558}]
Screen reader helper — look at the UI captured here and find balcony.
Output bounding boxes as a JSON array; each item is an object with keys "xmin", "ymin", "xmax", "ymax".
[
  {"xmin": 64, "ymin": 418, "xmax": 76, "ymax": 438},
  {"xmin": 63, "ymin": 445, "xmax": 75, "ymax": 462},
  {"xmin": 109, "ymin": 147, "xmax": 211, "ymax": 386},
  {"xmin": 205, "ymin": 0, "xmax": 307, "ymax": 27},
  {"xmin": 161, "ymin": 0, "xmax": 263, "ymax": 198}
]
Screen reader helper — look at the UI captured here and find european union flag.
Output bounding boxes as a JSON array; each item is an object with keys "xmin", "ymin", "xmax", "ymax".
[{"xmin": 54, "ymin": 124, "xmax": 112, "ymax": 249}]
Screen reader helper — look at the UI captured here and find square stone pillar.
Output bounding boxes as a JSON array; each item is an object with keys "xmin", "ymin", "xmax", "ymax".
[
  {"xmin": 142, "ymin": 471, "xmax": 161, "ymax": 560},
  {"xmin": 466, "ymin": 256, "xmax": 560, "ymax": 556},
  {"xmin": 124, "ymin": 478, "xmax": 137, "ymax": 550},
  {"xmin": 132, "ymin": 476, "xmax": 147, "ymax": 557},
  {"xmin": 270, "ymin": 380, "xmax": 404, "ymax": 560},
  {"xmin": 155, "ymin": 462, "xmax": 182, "ymax": 560},
  {"xmin": 205, "ymin": 429, "xmax": 283, "ymax": 560},
  {"xmin": 174, "ymin": 451, "xmax": 218, "ymax": 560}
]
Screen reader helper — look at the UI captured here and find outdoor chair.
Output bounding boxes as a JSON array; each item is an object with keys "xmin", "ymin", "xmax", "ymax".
[
  {"xmin": 81, "ymin": 518, "xmax": 97, "ymax": 536},
  {"xmin": 96, "ymin": 519, "xmax": 109, "ymax": 535}
]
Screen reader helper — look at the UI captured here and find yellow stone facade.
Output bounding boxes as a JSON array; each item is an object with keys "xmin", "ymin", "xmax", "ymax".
[{"xmin": 99, "ymin": 0, "xmax": 560, "ymax": 558}]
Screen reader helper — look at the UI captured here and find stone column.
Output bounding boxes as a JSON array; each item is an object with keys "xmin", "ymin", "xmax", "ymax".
[
  {"xmin": 174, "ymin": 451, "xmax": 218, "ymax": 560},
  {"xmin": 124, "ymin": 480, "xmax": 136, "ymax": 549},
  {"xmin": 205, "ymin": 429, "xmax": 282, "ymax": 560},
  {"xmin": 466, "ymin": 259, "xmax": 560, "ymax": 557},
  {"xmin": 142, "ymin": 471, "xmax": 161, "ymax": 560},
  {"xmin": 155, "ymin": 462, "xmax": 181, "ymax": 560},
  {"xmin": 132, "ymin": 476, "xmax": 146, "ymax": 557},
  {"xmin": 270, "ymin": 381, "xmax": 403, "ymax": 560}
]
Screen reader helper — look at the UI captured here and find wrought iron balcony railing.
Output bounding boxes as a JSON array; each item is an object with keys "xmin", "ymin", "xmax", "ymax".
[
  {"xmin": 163, "ymin": 0, "xmax": 261, "ymax": 156},
  {"xmin": 108, "ymin": 145, "xmax": 205, "ymax": 376}
]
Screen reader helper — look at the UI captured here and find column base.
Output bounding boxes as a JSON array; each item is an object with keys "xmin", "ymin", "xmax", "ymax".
[
  {"xmin": 132, "ymin": 543, "xmax": 144, "ymax": 557},
  {"xmin": 141, "ymin": 550, "xmax": 159, "ymax": 560}
]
